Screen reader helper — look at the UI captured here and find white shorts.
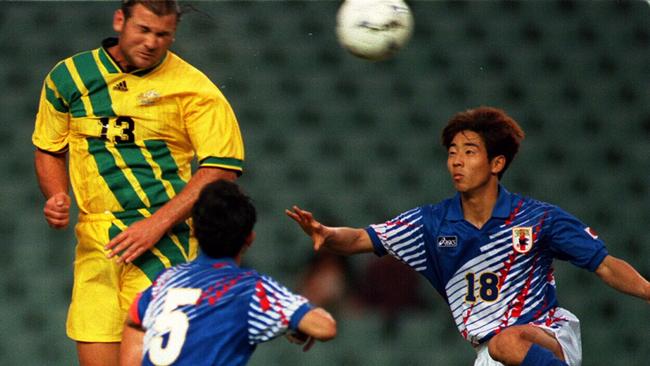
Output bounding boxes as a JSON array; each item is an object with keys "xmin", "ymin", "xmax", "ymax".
[{"xmin": 474, "ymin": 307, "xmax": 582, "ymax": 366}]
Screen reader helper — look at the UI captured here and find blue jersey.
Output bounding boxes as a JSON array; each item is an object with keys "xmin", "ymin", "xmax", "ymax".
[
  {"xmin": 132, "ymin": 255, "xmax": 313, "ymax": 366},
  {"xmin": 365, "ymin": 186, "xmax": 608, "ymax": 345}
]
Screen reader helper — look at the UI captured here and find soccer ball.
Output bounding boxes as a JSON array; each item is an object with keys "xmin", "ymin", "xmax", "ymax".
[{"xmin": 336, "ymin": 0, "xmax": 414, "ymax": 61}]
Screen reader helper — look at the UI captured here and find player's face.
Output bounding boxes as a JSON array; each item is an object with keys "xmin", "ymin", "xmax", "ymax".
[
  {"xmin": 447, "ymin": 130, "xmax": 499, "ymax": 193},
  {"xmin": 113, "ymin": 4, "xmax": 177, "ymax": 70}
]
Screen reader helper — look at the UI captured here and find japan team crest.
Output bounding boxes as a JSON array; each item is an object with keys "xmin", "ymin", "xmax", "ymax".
[{"xmin": 512, "ymin": 227, "xmax": 534, "ymax": 254}]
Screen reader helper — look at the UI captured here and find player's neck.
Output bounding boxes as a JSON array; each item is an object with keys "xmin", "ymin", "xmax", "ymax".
[
  {"xmin": 460, "ymin": 181, "xmax": 498, "ymax": 230},
  {"xmin": 106, "ymin": 44, "xmax": 136, "ymax": 72}
]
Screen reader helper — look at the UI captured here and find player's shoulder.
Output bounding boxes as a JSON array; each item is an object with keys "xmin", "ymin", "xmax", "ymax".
[
  {"xmin": 390, "ymin": 199, "xmax": 449, "ymax": 232},
  {"xmin": 46, "ymin": 47, "xmax": 97, "ymax": 75},
  {"xmin": 513, "ymin": 192, "xmax": 562, "ymax": 212},
  {"xmin": 420, "ymin": 196, "xmax": 455, "ymax": 219},
  {"xmin": 166, "ymin": 52, "xmax": 199, "ymax": 71},
  {"xmin": 510, "ymin": 192, "xmax": 576, "ymax": 225},
  {"xmin": 166, "ymin": 52, "xmax": 212, "ymax": 80},
  {"xmin": 254, "ymin": 272, "xmax": 299, "ymax": 294},
  {"xmin": 255, "ymin": 272, "xmax": 282, "ymax": 286}
]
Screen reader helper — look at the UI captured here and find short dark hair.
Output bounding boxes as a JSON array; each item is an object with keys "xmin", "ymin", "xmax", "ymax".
[
  {"xmin": 192, "ymin": 180, "xmax": 257, "ymax": 259},
  {"xmin": 121, "ymin": 0, "xmax": 182, "ymax": 21},
  {"xmin": 441, "ymin": 106, "xmax": 525, "ymax": 179}
]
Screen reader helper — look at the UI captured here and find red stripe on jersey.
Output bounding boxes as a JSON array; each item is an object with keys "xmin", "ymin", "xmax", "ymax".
[
  {"xmin": 386, "ymin": 219, "xmax": 415, "ymax": 227},
  {"xmin": 505, "ymin": 200, "xmax": 524, "ymax": 226},
  {"xmin": 274, "ymin": 298, "xmax": 290, "ymax": 326},
  {"xmin": 129, "ymin": 292, "xmax": 144, "ymax": 326},
  {"xmin": 197, "ymin": 275, "xmax": 242, "ymax": 306},
  {"xmin": 255, "ymin": 280, "xmax": 271, "ymax": 311},
  {"xmin": 498, "ymin": 252, "xmax": 519, "ymax": 289},
  {"xmin": 498, "ymin": 253, "xmax": 540, "ymax": 330},
  {"xmin": 461, "ymin": 303, "xmax": 476, "ymax": 340},
  {"xmin": 533, "ymin": 211, "xmax": 548, "ymax": 242}
]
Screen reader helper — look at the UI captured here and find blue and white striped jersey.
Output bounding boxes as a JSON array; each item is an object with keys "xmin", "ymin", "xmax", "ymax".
[
  {"xmin": 132, "ymin": 254, "xmax": 313, "ymax": 366},
  {"xmin": 365, "ymin": 185, "xmax": 608, "ymax": 345}
]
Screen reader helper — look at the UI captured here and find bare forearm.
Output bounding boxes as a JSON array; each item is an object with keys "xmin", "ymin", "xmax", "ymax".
[
  {"xmin": 322, "ymin": 227, "xmax": 373, "ymax": 255},
  {"xmin": 297, "ymin": 307, "xmax": 337, "ymax": 341},
  {"xmin": 150, "ymin": 167, "xmax": 237, "ymax": 231},
  {"xmin": 596, "ymin": 255, "xmax": 650, "ymax": 301},
  {"xmin": 34, "ymin": 149, "xmax": 68, "ymax": 198}
]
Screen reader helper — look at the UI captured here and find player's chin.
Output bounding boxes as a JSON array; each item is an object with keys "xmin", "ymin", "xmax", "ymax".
[
  {"xmin": 132, "ymin": 53, "xmax": 160, "ymax": 69},
  {"xmin": 451, "ymin": 181, "xmax": 467, "ymax": 192},
  {"xmin": 133, "ymin": 59, "xmax": 156, "ymax": 70}
]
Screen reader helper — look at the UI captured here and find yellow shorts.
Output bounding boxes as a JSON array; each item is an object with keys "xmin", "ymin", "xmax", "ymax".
[{"xmin": 67, "ymin": 212, "xmax": 197, "ymax": 342}]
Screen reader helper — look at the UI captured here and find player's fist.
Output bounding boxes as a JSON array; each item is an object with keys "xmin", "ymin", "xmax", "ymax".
[
  {"xmin": 285, "ymin": 330, "xmax": 315, "ymax": 352},
  {"xmin": 43, "ymin": 192, "xmax": 71, "ymax": 229}
]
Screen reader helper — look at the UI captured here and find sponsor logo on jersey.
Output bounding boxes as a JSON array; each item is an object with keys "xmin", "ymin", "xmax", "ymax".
[
  {"xmin": 512, "ymin": 227, "xmax": 533, "ymax": 254},
  {"xmin": 137, "ymin": 90, "xmax": 161, "ymax": 106},
  {"xmin": 112, "ymin": 80, "xmax": 128, "ymax": 92},
  {"xmin": 584, "ymin": 227, "xmax": 599, "ymax": 239},
  {"xmin": 437, "ymin": 236, "xmax": 457, "ymax": 247}
]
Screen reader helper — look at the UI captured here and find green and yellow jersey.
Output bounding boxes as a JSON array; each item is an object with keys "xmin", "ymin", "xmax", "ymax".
[
  {"xmin": 33, "ymin": 38, "xmax": 244, "ymax": 216},
  {"xmin": 33, "ymin": 38, "xmax": 244, "ymax": 279}
]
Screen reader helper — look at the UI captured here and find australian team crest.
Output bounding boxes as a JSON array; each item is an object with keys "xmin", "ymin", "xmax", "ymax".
[
  {"xmin": 137, "ymin": 90, "xmax": 161, "ymax": 106},
  {"xmin": 512, "ymin": 227, "xmax": 534, "ymax": 254}
]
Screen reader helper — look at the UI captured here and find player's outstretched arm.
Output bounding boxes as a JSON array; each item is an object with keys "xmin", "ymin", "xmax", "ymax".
[
  {"xmin": 595, "ymin": 255, "xmax": 650, "ymax": 303},
  {"xmin": 288, "ymin": 307, "xmax": 336, "ymax": 351},
  {"xmin": 286, "ymin": 307, "xmax": 337, "ymax": 352},
  {"xmin": 285, "ymin": 206, "xmax": 374, "ymax": 255},
  {"xmin": 106, "ymin": 167, "xmax": 237, "ymax": 263}
]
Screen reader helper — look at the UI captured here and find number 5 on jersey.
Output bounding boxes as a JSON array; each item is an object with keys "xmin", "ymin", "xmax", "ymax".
[{"xmin": 149, "ymin": 288, "xmax": 202, "ymax": 366}]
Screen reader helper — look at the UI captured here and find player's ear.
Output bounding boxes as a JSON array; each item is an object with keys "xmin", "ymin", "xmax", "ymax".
[
  {"xmin": 244, "ymin": 231, "xmax": 255, "ymax": 248},
  {"xmin": 113, "ymin": 9, "xmax": 126, "ymax": 33},
  {"xmin": 239, "ymin": 232, "xmax": 255, "ymax": 258},
  {"xmin": 491, "ymin": 155, "xmax": 506, "ymax": 176}
]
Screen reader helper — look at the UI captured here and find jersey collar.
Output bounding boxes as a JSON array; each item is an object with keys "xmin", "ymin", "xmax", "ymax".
[
  {"xmin": 99, "ymin": 37, "xmax": 167, "ymax": 76},
  {"xmin": 194, "ymin": 253, "xmax": 238, "ymax": 268},
  {"xmin": 446, "ymin": 184, "xmax": 513, "ymax": 221}
]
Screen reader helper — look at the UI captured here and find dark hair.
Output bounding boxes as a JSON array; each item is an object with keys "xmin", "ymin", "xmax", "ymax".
[
  {"xmin": 192, "ymin": 180, "xmax": 257, "ymax": 259},
  {"xmin": 121, "ymin": 0, "xmax": 182, "ymax": 21},
  {"xmin": 441, "ymin": 106, "xmax": 525, "ymax": 179}
]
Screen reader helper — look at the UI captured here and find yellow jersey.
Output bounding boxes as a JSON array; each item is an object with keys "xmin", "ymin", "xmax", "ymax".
[
  {"xmin": 33, "ymin": 38, "xmax": 244, "ymax": 279},
  {"xmin": 33, "ymin": 38, "xmax": 245, "ymax": 217}
]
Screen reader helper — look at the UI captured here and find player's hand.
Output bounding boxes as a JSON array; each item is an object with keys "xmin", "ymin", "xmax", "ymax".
[
  {"xmin": 105, "ymin": 216, "xmax": 167, "ymax": 264},
  {"xmin": 285, "ymin": 330, "xmax": 316, "ymax": 352},
  {"xmin": 285, "ymin": 206, "xmax": 328, "ymax": 251},
  {"xmin": 43, "ymin": 192, "xmax": 71, "ymax": 229}
]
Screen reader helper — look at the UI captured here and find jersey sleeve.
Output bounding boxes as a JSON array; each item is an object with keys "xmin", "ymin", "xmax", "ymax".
[
  {"xmin": 365, "ymin": 207, "xmax": 429, "ymax": 272},
  {"xmin": 129, "ymin": 286, "xmax": 153, "ymax": 327},
  {"xmin": 547, "ymin": 206, "xmax": 608, "ymax": 271},
  {"xmin": 32, "ymin": 69, "xmax": 71, "ymax": 153},
  {"xmin": 247, "ymin": 276, "xmax": 313, "ymax": 345},
  {"xmin": 183, "ymin": 83, "xmax": 245, "ymax": 175}
]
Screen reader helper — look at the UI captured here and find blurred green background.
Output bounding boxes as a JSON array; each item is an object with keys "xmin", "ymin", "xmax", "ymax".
[{"xmin": 1, "ymin": 0, "xmax": 649, "ymax": 365}]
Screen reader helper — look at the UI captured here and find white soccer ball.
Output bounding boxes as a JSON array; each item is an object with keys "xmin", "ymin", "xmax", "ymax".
[{"xmin": 336, "ymin": 0, "xmax": 414, "ymax": 61}]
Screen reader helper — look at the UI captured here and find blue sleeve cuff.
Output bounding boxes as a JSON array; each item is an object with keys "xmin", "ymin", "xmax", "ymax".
[
  {"xmin": 365, "ymin": 227, "xmax": 387, "ymax": 257},
  {"xmin": 289, "ymin": 302, "xmax": 314, "ymax": 330},
  {"xmin": 136, "ymin": 287, "xmax": 153, "ymax": 325},
  {"xmin": 585, "ymin": 246, "xmax": 609, "ymax": 272}
]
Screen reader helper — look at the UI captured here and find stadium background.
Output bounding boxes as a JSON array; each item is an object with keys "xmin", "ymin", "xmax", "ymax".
[{"xmin": 1, "ymin": 0, "xmax": 649, "ymax": 364}]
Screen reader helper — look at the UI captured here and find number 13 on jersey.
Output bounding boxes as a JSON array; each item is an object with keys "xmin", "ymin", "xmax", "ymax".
[{"xmin": 99, "ymin": 116, "xmax": 135, "ymax": 143}]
